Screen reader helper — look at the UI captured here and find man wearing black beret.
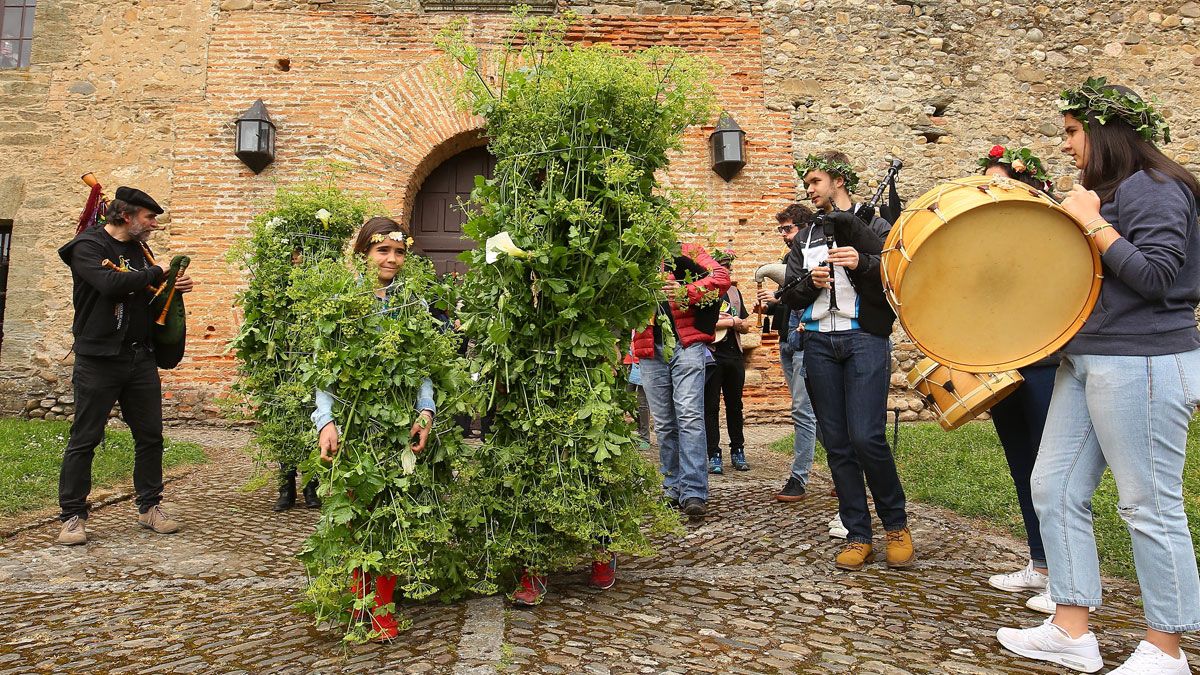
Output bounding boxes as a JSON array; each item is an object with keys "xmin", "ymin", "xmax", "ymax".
[{"xmin": 55, "ymin": 186, "xmax": 194, "ymax": 545}]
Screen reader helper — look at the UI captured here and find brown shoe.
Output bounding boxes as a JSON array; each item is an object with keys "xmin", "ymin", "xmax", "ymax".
[
  {"xmin": 57, "ymin": 516, "xmax": 88, "ymax": 546},
  {"xmin": 834, "ymin": 542, "xmax": 874, "ymax": 571},
  {"xmin": 137, "ymin": 505, "xmax": 181, "ymax": 534},
  {"xmin": 885, "ymin": 527, "xmax": 916, "ymax": 568}
]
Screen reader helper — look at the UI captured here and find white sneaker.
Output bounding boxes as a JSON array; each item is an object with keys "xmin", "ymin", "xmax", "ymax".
[
  {"xmin": 996, "ymin": 617, "xmax": 1103, "ymax": 673},
  {"xmin": 1026, "ymin": 591, "xmax": 1097, "ymax": 615},
  {"xmin": 988, "ymin": 562, "xmax": 1049, "ymax": 593},
  {"xmin": 828, "ymin": 514, "xmax": 848, "ymax": 539},
  {"xmin": 1109, "ymin": 641, "xmax": 1190, "ymax": 674}
]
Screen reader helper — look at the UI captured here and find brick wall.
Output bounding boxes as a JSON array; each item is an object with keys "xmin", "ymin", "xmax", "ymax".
[{"xmin": 3, "ymin": 0, "xmax": 1199, "ymax": 427}]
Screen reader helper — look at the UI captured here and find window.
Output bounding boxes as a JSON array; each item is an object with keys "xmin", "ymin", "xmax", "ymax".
[{"xmin": 1, "ymin": 0, "xmax": 35, "ymax": 69}]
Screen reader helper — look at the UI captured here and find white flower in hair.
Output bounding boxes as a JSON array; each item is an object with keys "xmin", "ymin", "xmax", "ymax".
[
  {"xmin": 315, "ymin": 208, "xmax": 331, "ymax": 224},
  {"xmin": 485, "ymin": 231, "xmax": 531, "ymax": 264}
]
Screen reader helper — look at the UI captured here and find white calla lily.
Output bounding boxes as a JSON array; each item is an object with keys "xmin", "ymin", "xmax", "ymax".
[
  {"xmin": 314, "ymin": 208, "xmax": 331, "ymax": 224},
  {"xmin": 485, "ymin": 231, "xmax": 531, "ymax": 264}
]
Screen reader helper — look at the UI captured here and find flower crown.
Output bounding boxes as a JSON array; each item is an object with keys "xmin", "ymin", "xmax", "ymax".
[
  {"xmin": 369, "ymin": 231, "xmax": 414, "ymax": 248},
  {"xmin": 1058, "ymin": 76, "xmax": 1170, "ymax": 144},
  {"xmin": 795, "ymin": 154, "xmax": 860, "ymax": 193},
  {"xmin": 977, "ymin": 145, "xmax": 1050, "ymax": 184}
]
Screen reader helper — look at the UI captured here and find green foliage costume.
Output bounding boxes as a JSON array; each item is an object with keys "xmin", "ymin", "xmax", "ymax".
[
  {"xmin": 230, "ymin": 169, "xmax": 372, "ymax": 471},
  {"xmin": 292, "ymin": 256, "xmax": 476, "ymax": 641},
  {"xmin": 439, "ymin": 14, "xmax": 716, "ymax": 580}
]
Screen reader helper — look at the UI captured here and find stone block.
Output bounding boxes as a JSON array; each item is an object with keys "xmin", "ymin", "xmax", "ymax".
[{"xmin": 1014, "ymin": 66, "xmax": 1044, "ymax": 82}]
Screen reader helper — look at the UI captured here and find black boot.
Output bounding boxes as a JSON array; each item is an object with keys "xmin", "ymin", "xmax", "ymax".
[
  {"xmin": 273, "ymin": 466, "xmax": 297, "ymax": 512},
  {"xmin": 302, "ymin": 475, "xmax": 322, "ymax": 509}
]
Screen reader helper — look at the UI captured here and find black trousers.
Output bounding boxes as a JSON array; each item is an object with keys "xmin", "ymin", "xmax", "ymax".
[
  {"xmin": 704, "ymin": 356, "xmax": 746, "ymax": 458},
  {"xmin": 59, "ymin": 346, "xmax": 165, "ymax": 520}
]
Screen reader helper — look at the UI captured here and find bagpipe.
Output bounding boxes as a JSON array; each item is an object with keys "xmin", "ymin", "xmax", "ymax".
[{"xmin": 79, "ymin": 173, "xmax": 189, "ymax": 369}]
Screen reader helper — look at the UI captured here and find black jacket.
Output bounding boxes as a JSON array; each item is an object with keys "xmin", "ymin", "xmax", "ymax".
[
  {"xmin": 58, "ymin": 227, "xmax": 165, "ymax": 357},
  {"xmin": 779, "ymin": 206, "xmax": 896, "ymax": 337}
]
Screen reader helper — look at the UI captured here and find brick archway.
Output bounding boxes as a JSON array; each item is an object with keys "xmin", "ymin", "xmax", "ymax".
[{"xmin": 332, "ymin": 58, "xmax": 488, "ymax": 223}]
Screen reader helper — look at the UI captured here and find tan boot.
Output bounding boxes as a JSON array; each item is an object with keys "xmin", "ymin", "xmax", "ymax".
[
  {"xmin": 137, "ymin": 505, "xmax": 181, "ymax": 534},
  {"xmin": 834, "ymin": 542, "xmax": 874, "ymax": 571},
  {"xmin": 57, "ymin": 516, "xmax": 88, "ymax": 546},
  {"xmin": 885, "ymin": 527, "xmax": 916, "ymax": 568}
]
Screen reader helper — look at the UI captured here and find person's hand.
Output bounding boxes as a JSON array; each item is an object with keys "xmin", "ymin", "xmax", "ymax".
[
  {"xmin": 318, "ymin": 422, "xmax": 339, "ymax": 462},
  {"xmin": 827, "ymin": 246, "xmax": 860, "ymax": 270},
  {"xmin": 810, "ymin": 266, "xmax": 832, "ymax": 289},
  {"xmin": 756, "ymin": 288, "xmax": 775, "ymax": 308},
  {"xmin": 734, "ymin": 317, "xmax": 751, "ymax": 334},
  {"xmin": 410, "ymin": 410, "xmax": 434, "ymax": 454},
  {"xmin": 1061, "ymin": 184, "xmax": 1102, "ymax": 224},
  {"xmin": 174, "ymin": 273, "xmax": 194, "ymax": 293},
  {"xmin": 660, "ymin": 275, "xmax": 681, "ymax": 295}
]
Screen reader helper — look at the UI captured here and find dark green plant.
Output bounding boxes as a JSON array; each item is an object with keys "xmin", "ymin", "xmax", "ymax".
[{"xmin": 438, "ymin": 13, "xmax": 715, "ymax": 577}]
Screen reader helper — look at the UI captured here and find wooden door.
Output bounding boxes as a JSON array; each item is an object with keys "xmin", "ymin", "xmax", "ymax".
[{"xmin": 412, "ymin": 146, "xmax": 495, "ymax": 276}]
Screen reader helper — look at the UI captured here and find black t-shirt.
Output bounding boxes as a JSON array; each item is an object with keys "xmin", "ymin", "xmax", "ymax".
[{"xmin": 113, "ymin": 237, "xmax": 155, "ymax": 347}]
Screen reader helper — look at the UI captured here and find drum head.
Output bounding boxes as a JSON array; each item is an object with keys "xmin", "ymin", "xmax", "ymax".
[{"xmin": 898, "ymin": 198, "xmax": 1099, "ymax": 371}]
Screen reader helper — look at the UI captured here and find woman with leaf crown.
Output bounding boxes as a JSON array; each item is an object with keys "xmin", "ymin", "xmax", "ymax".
[{"xmin": 996, "ymin": 78, "xmax": 1200, "ymax": 674}]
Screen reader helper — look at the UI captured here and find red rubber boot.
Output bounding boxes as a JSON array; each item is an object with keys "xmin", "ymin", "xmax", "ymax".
[
  {"xmin": 370, "ymin": 574, "xmax": 400, "ymax": 641},
  {"xmin": 511, "ymin": 570, "xmax": 547, "ymax": 607},
  {"xmin": 589, "ymin": 553, "xmax": 617, "ymax": 590}
]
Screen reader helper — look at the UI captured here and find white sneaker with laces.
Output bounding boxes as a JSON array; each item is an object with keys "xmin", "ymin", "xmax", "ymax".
[
  {"xmin": 1026, "ymin": 591, "xmax": 1097, "ymax": 615},
  {"xmin": 989, "ymin": 561, "xmax": 1049, "ymax": 592},
  {"xmin": 828, "ymin": 514, "xmax": 848, "ymax": 540},
  {"xmin": 1109, "ymin": 641, "xmax": 1190, "ymax": 674},
  {"xmin": 996, "ymin": 617, "xmax": 1103, "ymax": 673}
]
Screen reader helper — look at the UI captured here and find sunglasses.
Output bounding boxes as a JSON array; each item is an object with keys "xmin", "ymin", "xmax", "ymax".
[{"xmin": 775, "ymin": 224, "xmax": 797, "ymax": 234}]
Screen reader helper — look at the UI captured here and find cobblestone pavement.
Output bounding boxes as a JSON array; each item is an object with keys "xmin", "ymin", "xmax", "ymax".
[{"xmin": 0, "ymin": 424, "xmax": 1195, "ymax": 674}]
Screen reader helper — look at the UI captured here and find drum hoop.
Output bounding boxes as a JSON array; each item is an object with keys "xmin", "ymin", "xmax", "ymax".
[{"xmin": 936, "ymin": 372, "xmax": 1023, "ymax": 418}]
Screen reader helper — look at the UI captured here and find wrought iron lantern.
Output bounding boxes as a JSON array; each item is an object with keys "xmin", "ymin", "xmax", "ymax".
[
  {"xmin": 235, "ymin": 100, "xmax": 276, "ymax": 174},
  {"xmin": 709, "ymin": 113, "xmax": 746, "ymax": 181}
]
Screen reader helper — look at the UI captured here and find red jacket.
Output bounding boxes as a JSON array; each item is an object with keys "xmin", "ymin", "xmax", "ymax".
[{"xmin": 632, "ymin": 243, "xmax": 731, "ymax": 358}]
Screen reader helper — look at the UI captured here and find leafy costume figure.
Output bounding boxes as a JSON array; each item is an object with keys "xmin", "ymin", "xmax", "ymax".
[
  {"xmin": 438, "ymin": 12, "xmax": 716, "ymax": 604},
  {"xmin": 229, "ymin": 168, "xmax": 372, "ymax": 510},
  {"xmin": 292, "ymin": 219, "xmax": 477, "ymax": 642}
]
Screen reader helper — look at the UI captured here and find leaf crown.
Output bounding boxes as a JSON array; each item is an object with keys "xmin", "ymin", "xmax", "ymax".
[
  {"xmin": 977, "ymin": 145, "xmax": 1050, "ymax": 185},
  {"xmin": 795, "ymin": 154, "xmax": 860, "ymax": 193},
  {"xmin": 1058, "ymin": 76, "xmax": 1170, "ymax": 145}
]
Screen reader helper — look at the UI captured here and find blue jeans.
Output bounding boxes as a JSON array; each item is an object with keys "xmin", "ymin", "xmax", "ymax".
[
  {"xmin": 640, "ymin": 343, "xmax": 709, "ymax": 503},
  {"xmin": 779, "ymin": 331, "xmax": 818, "ymax": 486},
  {"xmin": 989, "ymin": 364, "xmax": 1057, "ymax": 569},
  {"xmin": 1031, "ymin": 349, "xmax": 1200, "ymax": 632},
  {"xmin": 803, "ymin": 330, "xmax": 907, "ymax": 543}
]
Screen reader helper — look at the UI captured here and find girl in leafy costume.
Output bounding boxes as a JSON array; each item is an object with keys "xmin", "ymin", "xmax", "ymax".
[{"xmin": 295, "ymin": 217, "xmax": 477, "ymax": 642}]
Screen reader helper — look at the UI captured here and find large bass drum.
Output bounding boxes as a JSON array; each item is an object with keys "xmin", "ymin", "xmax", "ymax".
[{"xmin": 881, "ymin": 176, "xmax": 1102, "ymax": 373}]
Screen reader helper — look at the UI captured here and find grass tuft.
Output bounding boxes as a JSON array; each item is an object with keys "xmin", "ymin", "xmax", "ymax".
[{"xmin": 0, "ymin": 418, "xmax": 207, "ymax": 517}]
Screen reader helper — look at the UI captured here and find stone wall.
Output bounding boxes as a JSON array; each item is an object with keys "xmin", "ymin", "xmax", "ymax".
[{"xmin": 2, "ymin": 0, "xmax": 1198, "ymax": 428}]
